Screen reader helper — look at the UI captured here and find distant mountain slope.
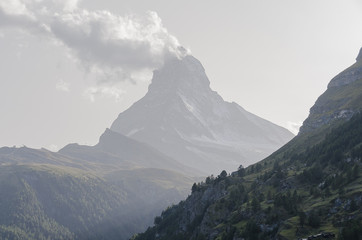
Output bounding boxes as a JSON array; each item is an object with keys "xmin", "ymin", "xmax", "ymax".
[
  {"xmin": 111, "ymin": 55, "xmax": 294, "ymax": 174},
  {"xmin": 132, "ymin": 48, "xmax": 362, "ymax": 240},
  {"xmin": 0, "ymin": 131, "xmax": 195, "ymax": 240},
  {"xmin": 0, "ymin": 164, "xmax": 125, "ymax": 240},
  {"xmin": 60, "ymin": 128, "xmax": 200, "ymax": 176}
]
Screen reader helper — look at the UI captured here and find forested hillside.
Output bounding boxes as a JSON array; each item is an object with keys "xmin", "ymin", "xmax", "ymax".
[
  {"xmin": 0, "ymin": 144, "xmax": 193, "ymax": 240},
  {"xmin": 132, "ymin": 112, "xmax": 362, "ymax": 240}
]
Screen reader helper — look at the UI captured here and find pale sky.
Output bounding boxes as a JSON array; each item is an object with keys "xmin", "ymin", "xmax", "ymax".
[{"xmin": 1, "ymin": 0, "xmax": 362, "ymax": 151}]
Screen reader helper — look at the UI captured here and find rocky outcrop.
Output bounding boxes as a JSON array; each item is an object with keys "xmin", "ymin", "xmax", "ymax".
[
  {"xmin": 328, "ymin": 48, "xmax": 362, "ymax": 88},
  {"xmin": 299, "ymin": 47, "xmax": 362, "ymax": 134},
  {"xmin": 299, "ymin": 109, "xmax": 356, "ymax": 134}
]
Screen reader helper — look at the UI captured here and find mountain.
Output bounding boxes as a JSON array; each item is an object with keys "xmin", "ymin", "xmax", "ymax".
[
  {"xmin": 111, "ymin": 55, "xmax": 294, "ymax": 174},
  {"xmin": 132, "ymin": 48, "xmax": 362, "ymax": 240},
  {"xmin": 0, "ymin": 54, "xmax": 298, "ymax": 240},
  {"xmin": 0, "ymin": 130, "xmax": 195, "ymax": 240},
  {"xmin": 60, "ymin": 128, "xmax": 200, "ymax": 176},
  {"xmin": 300, "ymin": 48, "xmax": 362, "ymax": 134}
]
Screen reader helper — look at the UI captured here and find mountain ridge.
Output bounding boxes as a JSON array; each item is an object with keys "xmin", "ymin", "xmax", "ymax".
[
  {"xmin": 59, "ymin": 128, "xmax": 200, "ymax": 176},
  {"xmin": 300, "ymin": 48, "xmax": 362, "ymax": 134},
  {"xmin": 328, "ymin": 47, "xmax": 362, "ymax": 88},
  {"xmin": 0, "ymin": 129, "xmax": 195, "ymax": 240}
]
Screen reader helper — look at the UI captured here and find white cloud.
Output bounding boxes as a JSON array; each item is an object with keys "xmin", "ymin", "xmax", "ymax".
[
  {"xmin": 0, "ymin": 0, "xmax": 35, "ymax": 18},
  {"xmin": 59, "ymin": 0, "xmax": 80, "ymax": 12},
  {"xmin": 48, "ymin": 144, "xmax": 59, "ymax": 152},
  {"xmin": 50, "ymin": 10, "xmax": 186, "ymax": 77},
  {"xmin": 22, "ymin": 0, "xmax": 81, "ymax": 14},
  {"xmin": 84, "ymin": 85, "xmax": 125, "ymax": 102},
  {"xmin": 286, "ymin": 121, "xmax": 302, "ymax": 135},
  {"xmin": 0, "ymin": 0, "xmax": 187, "ymax": 100},
  {"xmin": 56, "ymin": 79, "xmax": 70, "ymax": 92},
  {"xmin": 0, "ymin": 0, "xmax": 38, "ymax": 32}
]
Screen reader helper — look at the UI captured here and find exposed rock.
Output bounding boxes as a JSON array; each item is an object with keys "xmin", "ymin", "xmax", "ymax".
[
  {"xmin": 300, "ymin": 109, "xmax": 356, "ymax": 134},
  {"xmin": 328, "ymin": 66, "xmax": 362, "ymax": 88},
  {"xmin": 328, "ymin": 48, "xmax": 362, "ymax": 88},
  {"xmin": 299, "ymin": 47, "xmax": 362, "ymax": 134}
]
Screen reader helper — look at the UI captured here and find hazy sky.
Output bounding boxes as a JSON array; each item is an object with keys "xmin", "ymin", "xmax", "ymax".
[{"xmin": 1, "ymin": 0, "xmax": 362, "ymax": 151}]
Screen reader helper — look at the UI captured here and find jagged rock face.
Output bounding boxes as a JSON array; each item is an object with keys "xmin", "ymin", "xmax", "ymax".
[
  {"xmin": 328, "ymin": 48, "xmax": 362, "ymax": 88},
  {"xmin": 300, "ymin": 47, "xmax": 362, "ymax": 134},
  {"xmin": 111, "ymin": 55, "xmax": 294, "ymax": 175}
]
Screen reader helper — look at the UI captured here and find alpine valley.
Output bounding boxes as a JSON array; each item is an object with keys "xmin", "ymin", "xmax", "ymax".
[
  {"xmin": 0, "ymin": 54, "xmax": 293, "ymax": 240},
  {"xmin": 132, "ymin": 48, "xmax": 362, "ymax": 240}
]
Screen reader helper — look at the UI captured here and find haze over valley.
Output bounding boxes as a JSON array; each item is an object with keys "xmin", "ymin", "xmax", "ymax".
[{"xmin": 0, "ymin": 1, "xmax": 361, "ymax": 240}]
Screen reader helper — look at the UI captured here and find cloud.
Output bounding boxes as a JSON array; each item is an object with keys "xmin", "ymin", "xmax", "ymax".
[
  {"xmin": 48, "ymin": 144, "xmax": 59, "ymax": 152},
  {"xmin": 0, "ymin": 0, "xmax": 34, "ymax": 18},
  {"xmin": 56, "ymin": 79, "xmax": 70, "ymax": 92},
  {"xmin": 51, "ymin": 10, "xmax": 183, "ymax": 68},
  {"xmin": 0, "ymin": 0, "xmax": 37, "ymax": 31},
  {"xmin": 0, "ymin": 0, "xmax": 188, "ymax": 100},
  {"xmin": 286, "ymin": 121, "xmax": 302, "ymax": 135},
  {"xmin": 84, "ymin": 85, "xmax": 126, "ymax": 102}
]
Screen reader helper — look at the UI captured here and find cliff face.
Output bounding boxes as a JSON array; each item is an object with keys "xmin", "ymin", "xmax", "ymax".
[
  {"xmin": 299, "ymin": 47, "xmax": 362, "ymax": 134},
  {"xmin": 328, "ymin": 48, "xmax": 362, "ymax": 88}
]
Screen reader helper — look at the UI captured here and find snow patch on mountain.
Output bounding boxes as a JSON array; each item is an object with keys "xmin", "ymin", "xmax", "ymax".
[{"xmin": 126, "ymin": 128, "xmax": 144, "ymax": 137}]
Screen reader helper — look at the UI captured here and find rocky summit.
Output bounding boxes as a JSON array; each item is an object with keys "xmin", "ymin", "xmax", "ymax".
[{"xmin": 111, "ymin": 55, "xmax": 294, "ymax": 175}]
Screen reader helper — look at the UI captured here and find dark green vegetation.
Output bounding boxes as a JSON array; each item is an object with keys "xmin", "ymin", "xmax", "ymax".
[
  {"xmin": 132, "ymin": 112, "xmax": 362, "ymax": 240},
  {"xmin": 0, "ymin": 165, "xmax": 121, "ymax": 240},
  {"xmin": 0, "ymin": 130, "xmax": 194, "ymax": 240},
  {"xmin": 0, "ymin": 163, "xmax": 192, "ymax": 240}
]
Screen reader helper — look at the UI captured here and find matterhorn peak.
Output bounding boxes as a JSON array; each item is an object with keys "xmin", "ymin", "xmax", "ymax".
[
  {"xmin": 110, "ymin": 55, "xmax": 293, "ymax": 174},
  {"xmin": 149, "ymin": 55, "xmax": 210, "ymax": 94}
]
